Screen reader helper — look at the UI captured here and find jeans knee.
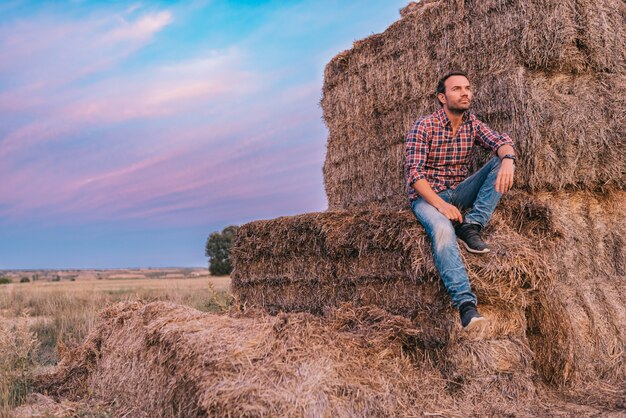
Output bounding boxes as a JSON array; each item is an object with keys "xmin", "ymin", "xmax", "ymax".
[{"xmin": 432, "ymin": 222, "xmax": 456, "ymax": 252}]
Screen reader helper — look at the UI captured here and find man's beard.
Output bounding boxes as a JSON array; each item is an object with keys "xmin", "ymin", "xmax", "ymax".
[{"xmin": 447, "ymin": 100, "xmax": 471, "ymax": 114}]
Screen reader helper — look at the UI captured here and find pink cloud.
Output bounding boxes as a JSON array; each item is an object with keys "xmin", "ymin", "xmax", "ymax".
[
  {"xmin": 0, "ymin": 6, "xmax": 328, "ymax": 227},
  {"xmin": 105, "ymin": 11, "xmax": 173, "ymax": 42},
  {"xmin": 64, "ymin": 125, "xmax": 319, "ymax": 211},
  {"xmin": 0, "ymin": 89, "xmax": 326, "ymax": 226},
  {"xmin": 0, "ymin": 47, "xmax": 258, "ymax": 160},
  {"xmin": 0, "ymin": 8, "xmax": 174, "ymax": 94}
]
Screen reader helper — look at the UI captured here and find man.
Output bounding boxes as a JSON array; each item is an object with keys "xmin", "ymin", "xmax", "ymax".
[{"xmin": 405, "ymin": 71, "xmax": 516, "ymax": 331}]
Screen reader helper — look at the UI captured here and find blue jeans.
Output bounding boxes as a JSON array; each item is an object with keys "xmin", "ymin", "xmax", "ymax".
[{"xmin": 410, "ymin": 156, "xmax": 503, "ymax": 308}]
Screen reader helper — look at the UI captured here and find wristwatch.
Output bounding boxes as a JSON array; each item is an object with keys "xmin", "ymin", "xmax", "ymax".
[{"xmin": 502, "ymin": 154, "xmax": 517, "ymax": 162}]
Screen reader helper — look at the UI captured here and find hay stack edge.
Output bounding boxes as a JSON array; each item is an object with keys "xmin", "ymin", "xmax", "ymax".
[{"xmin": 34, "ymin": 1, "xmax": 624, "ymax": 416}]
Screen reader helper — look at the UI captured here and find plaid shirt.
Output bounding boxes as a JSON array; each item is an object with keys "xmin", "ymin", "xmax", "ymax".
[{"xmin": 406, "ymin": 108, "xmax": 514, "ymax": 201}]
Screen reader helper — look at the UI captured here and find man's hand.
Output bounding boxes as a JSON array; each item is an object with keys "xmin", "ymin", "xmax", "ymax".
[
  {"xmin": 437, "ymin": 201, "xmax": 463, "ymax": 223},
  {"xmin": 412, "ymin": 178, "xmax": 463, "ymax": 222},
  {"xmin": 495, "ymin": 159, "xmax": 515, "ymax": 193}
]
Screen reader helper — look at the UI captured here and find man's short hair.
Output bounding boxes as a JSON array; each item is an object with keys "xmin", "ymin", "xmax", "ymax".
[{"xmin": 436, "ymin": 70, "xmax": 469, "ymax": 106}]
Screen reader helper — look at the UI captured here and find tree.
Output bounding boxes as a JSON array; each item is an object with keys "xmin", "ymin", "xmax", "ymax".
[{"xmin": 205, "ymin": 225, "xmax": 239, "ymax": 276}]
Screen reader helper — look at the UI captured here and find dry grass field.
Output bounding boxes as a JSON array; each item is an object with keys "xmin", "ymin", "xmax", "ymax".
[{"xmin": 0, "ymin": 275, "xmax": 231, "ymax": 417}]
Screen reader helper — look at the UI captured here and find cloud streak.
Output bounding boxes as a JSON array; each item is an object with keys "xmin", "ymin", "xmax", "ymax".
[
  {"xmin": 0, "ymin": 62, "xmax": 326, "ymax": 226},
  {"xmin": 0, "ymin": 7, "xmax": 174, "ymax": 89},
  {"xmin": 0, "ymin": 48, "xmax": 256, "ymax": 159},
  {"xmin": 105, "ymin": 10, "xmax": 173, "ymax": 42}
]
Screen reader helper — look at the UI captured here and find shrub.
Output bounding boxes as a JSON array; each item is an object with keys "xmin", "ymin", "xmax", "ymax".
[
  {"xmin": 0, "ymin": 277, "xmax": 12, "ymax": 285},
  {"xmin": 205, "ymin": 225, "xmax": 239, "ymax": 276}
]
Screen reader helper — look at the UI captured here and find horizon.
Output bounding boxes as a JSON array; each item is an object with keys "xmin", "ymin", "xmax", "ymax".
[
  {"xmin": 0, "ymin": 0, "xmax": 407, "ymax": 269},
  {"xmin": 1, "ymin": 266, "xmax": 206, "ymax": 271}
]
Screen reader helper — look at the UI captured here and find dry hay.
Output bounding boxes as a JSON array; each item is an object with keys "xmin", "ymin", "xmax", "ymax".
[
  {"xmin": 321, "ymin": 0, "xmax": 626, "ymax": 210},
  {"xmin": 231, "ymin": 195, "xmax": 547, "ymax": 315},
  {"xmin": 31, "ymin": 192, "xmax": 624, "ymax": 414},
  {"xmin": 231, "ymin": 190, "xmax": 626, "ymax": 409},
  {"xmin": 525, "ymin": 191, "xmax": 626, "ymax": 407},
  {"xmin": 36, "ymin": 299, "xmax": 624, "ymax": 417},
  {"xmin": 37, "ymin": 301, "xmax": 546, "ymax": 417},
  {"xmin": 11, "ymin": 394, "xmax": 75, "ymax": 418},
  {"xmin": 11, "ymin": 393, "xmax": 111, "ymax": 418}
]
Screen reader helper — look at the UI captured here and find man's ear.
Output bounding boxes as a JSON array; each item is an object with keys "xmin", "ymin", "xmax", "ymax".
[{"xmin": 437, "ymin": 92, "xmax": 446, "ymax": 105}]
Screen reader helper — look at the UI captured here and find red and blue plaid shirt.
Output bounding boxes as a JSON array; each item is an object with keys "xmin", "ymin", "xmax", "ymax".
[{"xmin": 406, "ymin": 108, "xmax": 514, "ymax": 201}]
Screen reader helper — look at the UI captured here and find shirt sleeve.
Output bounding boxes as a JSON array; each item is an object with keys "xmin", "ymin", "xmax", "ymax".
[
  {"xmin": 406, "ymin": 118, "xmax": 430, "ymax": 190},
  {"xmin": 473, "ymin": 119, "xmax": 515, "ymax": 153}
]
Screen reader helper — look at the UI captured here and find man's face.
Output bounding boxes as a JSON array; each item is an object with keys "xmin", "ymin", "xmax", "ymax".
[{"xmin": 439, "ymin": 75, "xmax": 473, "ymax": 113}]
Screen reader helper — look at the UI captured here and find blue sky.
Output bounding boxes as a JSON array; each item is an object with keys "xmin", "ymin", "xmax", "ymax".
[{"xmin": 0, "ymin": 0, "xmax": 407, "ymax": 269}]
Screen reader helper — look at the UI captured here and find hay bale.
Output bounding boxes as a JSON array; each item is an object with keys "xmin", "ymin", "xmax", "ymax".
[
  {"xmin": 321, "ymin": 0, "xmax": 626, "ymax": 210},
  {"xmin": 39, "ymin": 301, "xmax": 543, "ymax": 417},
  {"xmin": 523, "ymin": 191, "xmax": 626, "ymax": 407},
  {"xmin": 232, "ymin": 191, "xmax": 626, "ymax": 408},
  {"xmin": 231, "ymin": 200, "xmax": 546, "ymax": 315}
]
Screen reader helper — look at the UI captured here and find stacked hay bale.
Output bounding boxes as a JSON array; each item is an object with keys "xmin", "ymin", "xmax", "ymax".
[
  {"xmin": 39, "ymin": 301, "xmax": 609, "ymax": 417},
  {"xmin": 232, "ymin": 204, "xmax": 554, "ymax": 408},
  {"xmin": 233, "ymin": 0, "xmax": 625, "ymax": 409},
  {"xmin": 322, "ymin": 0, "xmax": 625, "ymax": 209}
]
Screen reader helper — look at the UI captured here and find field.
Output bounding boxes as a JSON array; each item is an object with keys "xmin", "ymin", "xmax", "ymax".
[
  {"xmin": 0, "ymin": 267, "xmax": 211, "ymax": 283},
  {"xmin": 0, "ymin": 272, "xmax": 231, "ymax": 417}
]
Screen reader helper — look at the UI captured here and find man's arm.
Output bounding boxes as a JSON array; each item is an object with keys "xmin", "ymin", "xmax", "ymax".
[
  {"xmin": 413, "ymin": 179, "xmax": 463, "ymax": 222},
  {"xmin": 405, "ymin": 119, "xmax": 428, "ymax": 190},
  {"xmin": 495, "ymin": 144, "xmax": 515, "ymax": 193},
  {"xmin": 406, "ymin": 120, "xmax": 463, "ymax": 222},
  {"xmin": 474, "ymin": 121, "xmax": 516, "ymax": 194}
]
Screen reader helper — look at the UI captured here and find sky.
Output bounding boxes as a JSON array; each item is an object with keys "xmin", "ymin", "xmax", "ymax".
[{"xmin": 0, "ymin": 0, "xmax": 407, "ymax": 269}]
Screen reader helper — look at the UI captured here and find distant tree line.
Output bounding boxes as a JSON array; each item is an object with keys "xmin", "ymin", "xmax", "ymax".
[{"xmin": 205, "ymin": 225, "xmax": 239, "ymax": 276}]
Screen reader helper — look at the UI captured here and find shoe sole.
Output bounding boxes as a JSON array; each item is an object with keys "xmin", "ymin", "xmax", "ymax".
[
  {"xmin": 458, "ymin": 239, "xmax": 490, "ymax": 254},
  {"xmin": 463, "ymin": 316, "xmax": 489, "ymax": 332}
]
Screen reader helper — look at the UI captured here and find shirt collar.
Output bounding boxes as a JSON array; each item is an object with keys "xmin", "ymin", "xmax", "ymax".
[{"xmin": 435, "ymin": 108, "xmax": 472, "ymax": 126}]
